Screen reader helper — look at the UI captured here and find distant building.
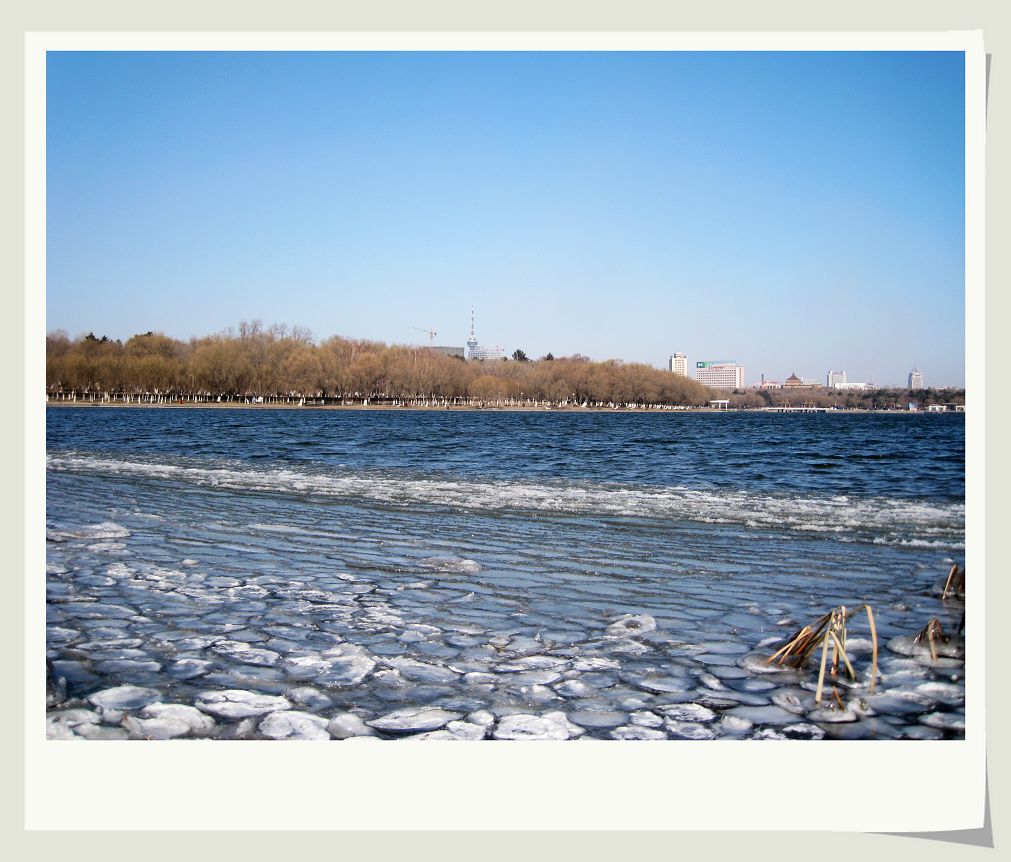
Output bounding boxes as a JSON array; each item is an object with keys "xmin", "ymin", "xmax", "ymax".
[
  {"xmin": 466, "ymin": 308, "xmax": 505, "ymax": 361},
  {"xmin": 909, "ymin": 368, "xmax": 924, "ymax": 389},
  {"xmin": 695, "ymin": 360, "xmax": 744, "ymax": 390},
  {"xmin": 759, "ymin": 374, "xmax": 781, "ymax": 390},
  {"xmin": 669, "ymin": 352, "xmax": 688, "ymax": 376},
  {"xmin": 827, "ymin": 371, "xmax": 875, "ymax": 390},
  {"xmin": 781, "ymin": 372, "xmax": 819, "ymax": 390},
  {"xmin": 432, "ymin": 346, "xmax": 465, "ymax": 359}
]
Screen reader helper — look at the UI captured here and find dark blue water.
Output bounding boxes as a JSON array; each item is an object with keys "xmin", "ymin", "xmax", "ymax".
[
  {"xmin": 47, "ymin": 408, "xmax": 964, "ymax": 502},
  {"xmin": 45, "ymin": 407, "xmax": 966, "ymax": 740}
]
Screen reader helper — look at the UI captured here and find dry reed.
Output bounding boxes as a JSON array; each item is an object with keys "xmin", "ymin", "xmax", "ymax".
[{"xmin": 767, "ymin": 604, "xmax": 878, "ymax": 704}]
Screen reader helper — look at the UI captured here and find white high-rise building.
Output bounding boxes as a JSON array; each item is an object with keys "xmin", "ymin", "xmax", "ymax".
[
  {"xmin": 669, "ymin": 353, "xmax": 688, "ymax": 376},
  {"xmin": 695, "ymin": 360, "xmax": 744, "ymax": 390},
  {"xmin": 909, "ymin": 368, "xmax": 924, "ymax": 389},
  {"xmin": 827, "ymin": 370, "xmax": 847, "ymax": 389}
]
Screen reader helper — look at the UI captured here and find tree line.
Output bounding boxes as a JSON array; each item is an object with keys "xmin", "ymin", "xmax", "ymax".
[
  {"xmin": 724, "ymin": 386, "xmax": 966, "ymax": 411},
  {"xmin": 45, "ymin": 322, "xmax": 717, "ymax": 407},
  {"xmin": 45, "ymin": 323, "xmax": 965, "ymax": 409}
]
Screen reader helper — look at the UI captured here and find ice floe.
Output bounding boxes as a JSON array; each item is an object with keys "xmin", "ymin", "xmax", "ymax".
[
  {"xmin": 467, "ymin": 709, "xmax": 495, "ymax": 726},
  {"xmin": 781, "ymin": 723, "xmax": 826, "ymax": 740},
  {"xmin": 123, "ymin": 714, "xmax": 194, "ymax": 739},
  {"xmin": 606, "ymin": 614, "xmax": 656, "ymax": 638},
  {"xmin": 411, "ymin": 720, "xmax": 489, "ymax": 740},
  {"xmin": 610, "ymin": 725, "xmax": 668, "ymax": 740},
  {"xmin": 920, "ymin": 711, "xmax": 965, "ymax": 732},
  {"xmin": 418, "ymin": 557, "xmax": 482, "ymax": 575},
  {"xmin": 659, "ymin": 703, "xmax": 716, "ymax": 723},
  {"xmin": 49, "ymin": 522, "xmax": 131, "ymax": 541},
  {"xmin": 716, "ymin": 715, "xmax": 753, "ymax": 736},
  {"xmin": 367, "ymin": 707, "xmax": 462, "ymax": 733},
  {"xmin": 328, "ymin": 712, "xmax": 376, "ymax": 739},
  {"xmin": 492, "ymin": 712, "xmax": 585, "ymax": 740},
  {"xmin": 499, "ymin": 669, "xmax": 563, "ymax": 686},
  {"xmin": 383, "ymin": 657, "xmax": 459, "ymax": 684},
  {"xmin": 284, "ymin": 687, "xmax": 334, "ymax": 711},
  {"xmin": 664, "ymin": 719, "xmax": 716, "ymax": 740},
  {"xmin": 553, "ymin": 679, "xmax": 595, "ymax": 698},
  {"xmin": 194, "ymin": 690, "xmax": 292, "ymax": 719},
  {"xmin": 568, "ymin": 710, "xmax": 626, "ymax": 729},
  {"xmin": 625, "ymin": 674, "xmax": 691, "ymax": 695},
  {"xmin": 259, "ymin": 710, "xmax": 331, "ymax": 740},
  {"xmin": 88, "ymin": 685, "xmax": 161, "ymax": 715},
  {"xmin": 46, "ymin": 708, "xmax": 101, "ymax": 739},
  {"xmin": 139, "ymin": 703, "xmax": 216, "ymax": 736},
  {"xmin": 887, "ymin": 635, "xmax": 965, "ymax": 661},
  {"xmin": 806, "ymin": 706, "xmax": 859, "ymax": 723}
]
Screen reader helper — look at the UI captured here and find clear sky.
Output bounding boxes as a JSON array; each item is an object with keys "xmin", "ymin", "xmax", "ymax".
[{"xmin": 46, "ymin": 51, "xmax": 966, "ymax": 387}]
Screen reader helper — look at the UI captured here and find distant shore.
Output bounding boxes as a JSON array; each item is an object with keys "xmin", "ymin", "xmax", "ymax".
[{"xmin": 45, "ymin": 400, "xmax": 937, "ymax": 415}]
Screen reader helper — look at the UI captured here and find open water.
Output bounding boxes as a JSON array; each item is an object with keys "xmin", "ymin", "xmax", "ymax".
[{"xmin": 45, "ymin": 408, "xmax": 966, "ymax": 740}]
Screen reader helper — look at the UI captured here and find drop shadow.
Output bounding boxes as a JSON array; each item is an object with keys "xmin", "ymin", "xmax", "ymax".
[{"xmin": 881, "ymin": 766, "xmax": 992, "ymax": 848}]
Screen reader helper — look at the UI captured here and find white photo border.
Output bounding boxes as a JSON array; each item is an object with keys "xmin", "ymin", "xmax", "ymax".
[{"xmin": 25, "ymin": 30, "xmax": 986, "ymax": 832}]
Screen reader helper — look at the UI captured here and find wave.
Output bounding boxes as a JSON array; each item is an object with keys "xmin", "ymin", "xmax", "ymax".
[{"xmin": 46, "ymin": 452, "xmax": 965, "ymax": 546}]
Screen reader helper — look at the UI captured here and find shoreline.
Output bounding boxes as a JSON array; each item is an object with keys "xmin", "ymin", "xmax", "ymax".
[{"xmin": 44, "ymin": 400, "xmax": 943, "ymax": 415}]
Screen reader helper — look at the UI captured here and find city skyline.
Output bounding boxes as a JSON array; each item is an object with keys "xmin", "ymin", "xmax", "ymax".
[
  {"xmin": 47, "ymin": 308, "xmax": 944, "ymax": 390},
  {"xmin": 47, "ymin": 51, "xmax": 966, "ymax": 387}
]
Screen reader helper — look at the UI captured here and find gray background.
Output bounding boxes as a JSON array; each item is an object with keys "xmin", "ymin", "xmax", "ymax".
[{"xmin": 3, "ymin": 0, "xmax": 1005, "ymax": 856}]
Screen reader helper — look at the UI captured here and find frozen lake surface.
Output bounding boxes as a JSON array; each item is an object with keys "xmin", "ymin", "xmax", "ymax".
[{"xmin": 46, "ymin": 408, "xmax": 966, "ymax": 740}]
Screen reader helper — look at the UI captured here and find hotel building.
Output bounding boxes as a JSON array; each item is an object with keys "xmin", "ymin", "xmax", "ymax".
[
  {"xmin": 669, "ymin": 353, "xmax": 688, "ymax": 376},
  {"xmin": 695, "ymin": 360, "xmax": 744, "ymax": 390}
]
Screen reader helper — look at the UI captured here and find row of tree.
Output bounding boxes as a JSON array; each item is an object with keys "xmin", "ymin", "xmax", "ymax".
[
  {"xmin": 723, "ymin": 387, "xmax": 966, "ymax": 410},
  {"xmin": 45, "ymin": 323, "xmax": 966, "ymax": 410},
  {"xmin": 45, "ymin": 324, "xmax": 717, "ymax": 406}
]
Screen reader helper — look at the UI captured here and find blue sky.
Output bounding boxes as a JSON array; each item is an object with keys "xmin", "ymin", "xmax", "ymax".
[{"xmin": 46, "ymin": 51, "xmax": 965, "ymax": 386}]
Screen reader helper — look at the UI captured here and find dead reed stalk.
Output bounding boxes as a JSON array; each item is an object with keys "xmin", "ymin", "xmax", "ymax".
[
  {"xmin": 913, "ymin": 617, "xmax": 949, "ymax": 663},
  {"xmin": 767, "ymin": 603, "xmax": 878, "ymax": 703},
  {"xmin": 942, "ymin": 564, "xmax": 965, "ymax": 600}
]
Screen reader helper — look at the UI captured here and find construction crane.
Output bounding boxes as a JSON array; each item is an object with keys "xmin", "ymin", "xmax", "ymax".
[{"xmin": 413, "ymin": 326, "xmax": 437, "ymax": 345}]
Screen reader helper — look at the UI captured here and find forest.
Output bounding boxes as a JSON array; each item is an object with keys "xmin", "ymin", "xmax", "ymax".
[
  {"xmin": 45, "ymin": 323, "xmax": 966, "ymax": 410},
  {"xmin": 723, "ymin": 385, "xmax": 966, "ymax": 411},
  {"xmin": 45, "ymin": 323, "xmax": 716, "ymax": 407}
]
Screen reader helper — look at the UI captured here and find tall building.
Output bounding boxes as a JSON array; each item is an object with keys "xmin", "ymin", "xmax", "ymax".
[
  {"xmin": 909, "ymin": 368, "xmax": 924, "ymax": 389},
  {"xmin": 827, "ymin": 370, "xmax": 847, "ymax": 389},
  {"xmin": 669, "ymin": 352, "xmax": 688, "ymax": 376},
  {"xmin": 466, "ymin": 308, "xmax": 505, "ymax": 361},
  {"xmin": 695, "ymin": 360, "xmax": 744, "ymax": 390}
]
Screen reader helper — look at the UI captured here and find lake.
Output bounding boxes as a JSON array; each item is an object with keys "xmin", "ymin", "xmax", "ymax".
[{"xmin": 45, "ymin": 407, "xmax": 966, "ymax": 740}]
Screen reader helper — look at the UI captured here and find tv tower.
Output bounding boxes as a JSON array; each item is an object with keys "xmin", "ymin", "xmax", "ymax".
[{"xmin": 467, "ymin": 307, "xmax": 478, "ymax": 357}]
